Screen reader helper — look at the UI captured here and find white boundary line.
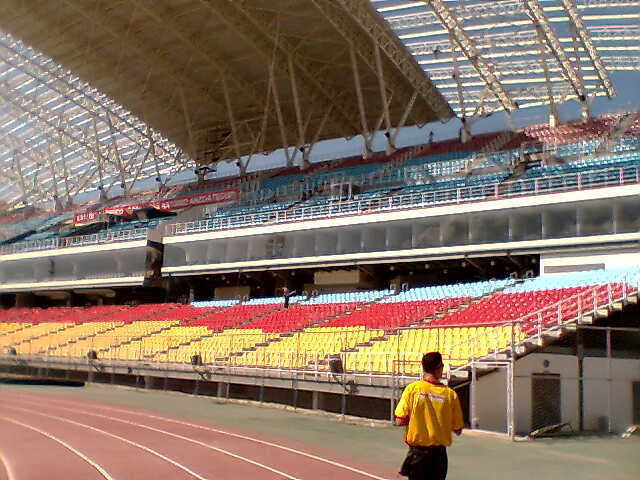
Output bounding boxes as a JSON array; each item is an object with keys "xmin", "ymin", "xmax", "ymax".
[
  {"xmin": 10, "ymin": 402, "xmax": 301, "ymax": 480},
  {"xmin": 4, "ymin": 406, "xmax": 207, "ymax": 480},
  {"xmin": 0, "ymin": 448, "xmax": 16, "ymax": 480},
  {"xmin": 17, "ymin": 393, "xmax": 392, "ymax": 480},
  {"xmin": 0, "ymin": 416, "xmax": 114, "ymax": 480}
]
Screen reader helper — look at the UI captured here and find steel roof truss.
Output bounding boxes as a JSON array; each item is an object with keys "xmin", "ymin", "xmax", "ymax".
[
  {"xmin": 425, "ymin": 0, "xmax": 517, "ymax": 113},
  {"xmin": 520, "ymin": 0, "xmax": 585, "ymax": 101},
  {"xmin": 558, "ymin": 0, "xmax": 616, "ymax": 97}
]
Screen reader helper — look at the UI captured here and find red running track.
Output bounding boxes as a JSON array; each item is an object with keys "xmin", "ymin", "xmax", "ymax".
[{"xmin": 0, "ymin": 389, "xmax": 398, "ymax": 480}]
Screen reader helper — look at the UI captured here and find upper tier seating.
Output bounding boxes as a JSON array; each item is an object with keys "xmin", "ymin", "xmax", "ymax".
[{"xmin": 3, "ymin": 112, "xmax": 640, "ymax": 251}]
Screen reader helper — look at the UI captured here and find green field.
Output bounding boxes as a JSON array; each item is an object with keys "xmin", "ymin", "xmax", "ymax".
[{"xmin": 2, "ymin": 383, "xmax": 639, "ymax": 480}]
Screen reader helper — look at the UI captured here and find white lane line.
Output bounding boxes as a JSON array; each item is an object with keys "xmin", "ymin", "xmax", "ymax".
[
  {"xmin": 0, "ymin": 448, "xmax": 17, "ymax": 480},
  {"xmin": 19, "ymin": 393, "xmax": 392, "ymax": 480},
  {"xmin": 11, "ymin": 402, "xmax": 301, "ymax": 480},
  {"xmin": 0, "ymin": 416, "xmax": 114, "ymax": 480},
  {"xmin": 4, "ymin": 406, "xmax": 207, "ymax": 480}
]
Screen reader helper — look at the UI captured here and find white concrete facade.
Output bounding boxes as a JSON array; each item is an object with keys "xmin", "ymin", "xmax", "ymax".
[
  {"xmin": 541, "ymin": 248, "xmax": 640, "ymax": 275},
  {"xmin": 475, "ymin": 353, "xmax": 640, "ymax": 434}
]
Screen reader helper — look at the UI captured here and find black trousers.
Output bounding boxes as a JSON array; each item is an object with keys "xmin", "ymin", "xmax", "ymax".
[{"xmin": 400, "ymin": 445, "xmax": 448, "ymax": 480}]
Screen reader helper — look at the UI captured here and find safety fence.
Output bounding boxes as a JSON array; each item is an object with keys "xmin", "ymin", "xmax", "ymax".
[
  {"xmin": 0, "ymin": 226, "xmax": 149, "ymax": 255},
  {"xmin": 169, "ymin": 165, "xmax": 640, "ymax": 236}
]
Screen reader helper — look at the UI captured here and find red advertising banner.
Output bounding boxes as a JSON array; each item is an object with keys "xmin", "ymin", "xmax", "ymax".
[{"xmin": 74, "ymin": 188, "xmax": 239, "ymax": 224}]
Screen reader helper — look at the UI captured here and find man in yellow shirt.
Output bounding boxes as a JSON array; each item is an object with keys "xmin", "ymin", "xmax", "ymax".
[{"xmin": 395, "ymin": 352, "xmax": 464, "ymax": 479}]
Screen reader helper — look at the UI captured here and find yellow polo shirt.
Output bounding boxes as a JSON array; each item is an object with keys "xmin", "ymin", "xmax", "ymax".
[{"xmin": 395, "ymin": 379, "xmax": 464, "ymax": 447}]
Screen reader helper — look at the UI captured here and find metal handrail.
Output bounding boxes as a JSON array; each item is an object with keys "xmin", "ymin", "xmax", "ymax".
[
  {"xmin": 0, "ymin": 226, "xmax": 149, "ymax": 255},
  {"xmin": 168, "ymin": 165, "xmax": 640, "ymax": 236}
]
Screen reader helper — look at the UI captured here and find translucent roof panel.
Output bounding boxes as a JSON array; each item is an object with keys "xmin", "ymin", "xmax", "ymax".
[
  {"xmin": 371, "ymin": 0, "xmax": 640, "ymax": 116},
  {"xmin": 0, "ymin": 31, "xmax": 189, "ymax": 208}
]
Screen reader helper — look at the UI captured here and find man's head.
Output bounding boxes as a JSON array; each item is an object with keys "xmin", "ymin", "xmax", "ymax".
[{"xmin": 422, "ymin": 351, "xmax": 444, "ymax": 379}]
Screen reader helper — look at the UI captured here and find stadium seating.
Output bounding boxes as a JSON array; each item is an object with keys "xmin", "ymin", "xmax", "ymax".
[
  {"xmin": 3, "ymin": 111, "xmax": 640, "ymax": 251},
  {"xmin": 0, "ymin": 268, "xmax": 636, "ymax": 372}
]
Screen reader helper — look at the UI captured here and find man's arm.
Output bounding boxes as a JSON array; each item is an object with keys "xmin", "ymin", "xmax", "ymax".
[
  {"xmin": 394, "ymin": 385, "xmax": 412, "ymax": 426},
  {"xmin": 451, "ymin": 390, "xmax": 464, "ymax": 436}
]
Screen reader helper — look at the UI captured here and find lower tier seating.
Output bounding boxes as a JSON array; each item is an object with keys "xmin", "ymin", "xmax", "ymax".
[{"xmin": 0, "ymin": 268, "xmax": 636, "ymax": 373}]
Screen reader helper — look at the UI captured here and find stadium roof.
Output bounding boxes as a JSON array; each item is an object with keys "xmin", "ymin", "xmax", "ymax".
[
  {"xmin": 0, "ymin": 0, "xmax": 451, "ymax": 162},
  {"xmin": 374, "ymin": 0, "xmax": 639, "ymax": 115},
  {"xmin": 0, "ymin": 0, "xmax": 638, "ymax": 208}
]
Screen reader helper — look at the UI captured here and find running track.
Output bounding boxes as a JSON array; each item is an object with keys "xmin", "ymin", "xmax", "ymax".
[{"xmin": 0, "ymin": 388, "xmax": 398, "ymax": 480}]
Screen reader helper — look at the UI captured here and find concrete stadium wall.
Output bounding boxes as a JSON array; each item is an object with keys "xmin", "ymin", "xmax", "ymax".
[
  {"xmin": 541, "ymin": 248, "xmax": 640, "ymax": 275},
  {"xmin": 163, "ymin": 196, "xmax": 640, "ymax": 274},
  {"xmin": 475, "ymin": 353, "xmax": 640, "ymax": 435}
]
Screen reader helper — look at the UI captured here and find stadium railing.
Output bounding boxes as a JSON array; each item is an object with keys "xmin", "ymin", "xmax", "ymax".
[
  {"xmin": 0, "ymin": 226, "xmax": 149, "ymax": 255},
  {"xmin": 169, "ymin": 165, "xmax": 640, "ymax": 236}
]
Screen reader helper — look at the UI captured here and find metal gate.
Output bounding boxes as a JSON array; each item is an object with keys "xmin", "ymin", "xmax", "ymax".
[{"xmin": 531, "ymin": 373, "xmax": 561, "ymax": 431}]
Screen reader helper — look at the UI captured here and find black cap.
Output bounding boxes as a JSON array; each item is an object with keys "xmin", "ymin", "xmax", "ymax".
[{"xmin": 422, "ymin": 352, "xmax": 444, "ymax": 374}]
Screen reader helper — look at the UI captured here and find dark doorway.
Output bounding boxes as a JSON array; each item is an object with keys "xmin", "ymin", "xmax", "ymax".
[
  {"xmin": 531, "ymin": 373, "xmax": 561, "ymax": 430},
  {"xmin": 633, "ymin": 382, "xmax": 640, "ymax": 424}
]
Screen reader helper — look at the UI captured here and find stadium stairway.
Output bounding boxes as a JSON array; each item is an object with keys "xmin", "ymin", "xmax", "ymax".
[
  {"xmin": 447, "ymin": 274, "xmax": 639, "ymax": 377},
  {"xmin": 98, "ymin": 304, "xmax": 227, "ymax": 360}
]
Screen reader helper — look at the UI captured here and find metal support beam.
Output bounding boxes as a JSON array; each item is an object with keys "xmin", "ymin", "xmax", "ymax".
[
  {"xmin": 0, "ymin": 32, "xmax": 178, "ymax": 162},
  {"xmin": 287, "ymin": 55, "xmax": 306, "ymax": 149},
  {"xmin": 424, "ymin": 0, "xmax": 517, "ymax": 112},
  {"xmin": 521, "ymin": 0, "xmax": 585, "ymax": 102},
  {"xmin": 373, "ymin": 42, "xmax": 392, "ymax": 134},
  {"xmin": 390, "ymin": 91, "xmax": 418, "ymax": 148},
  {"xmin": 348, "ymin": 43, "xmax": 372, "ymax": 153},
  {"xmin": 333, "ymin": 0, "xmax": 453, "ymax": 121},
  {"xmin": 203, "ymin": 0, "xmax": 360, "ymax": 136},
  {"xmin": 559, "ymin": 0, "xmax": 615, "ymax": 98},
  {"xmin": 533, "ymin": 24, "xmax": 560, "ymax": 126},
  {"xmin": 266, "ymin": 49, "xmax": 292, "ymax": 168},
  {"xmin": 221, "ymin": 77, "xmax": 242, "ymax": 162}
]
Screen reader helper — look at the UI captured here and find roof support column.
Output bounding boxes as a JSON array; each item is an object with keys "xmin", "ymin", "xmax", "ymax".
[
  {"xmin": 56, "ymin": 128, "xmax": 73, "ymax": 207},
  {"xmin": 373, "ymin": 43, "xmax": 392, "ymax": 135},
  {"xmin": 521, "ymin": 0, "xmax": 586, "ymax": 106},
  {"xmin": 221, "ymin": 76, "xmax": 242, "ymax": 163},
  {"xmin": 177, "ymin": 86, "xmax": 197, "ymax": 162},
  {"xmin": 389, "ymin": 91, "xmax": 418, "ymax": 150},
  {"xmin": 533, "ymin": 24, "xmax": 560, "ymax": 127},
  {"xmin": 45, "ymin": 142, "xmax": 63, "ymax": 210},
  {"xmin": 303, "ymin": 105, "xmax": 334, "ymax": 170},
  {"xmin": 106, "ymin": 113, "xmax": 128, "ymax": 190},
  {"xmin": 12, "ymin": 152, "xmax": 29, "ymax": 204},
  {"xmin": 91, "ymin": 117, "xmax": 108, "ymax": 200},
  {"xmin": 287, "ymin": 55, "xmax": 306, "ymax": 151},
  {"xmin": 559, "ymin": 0, "xmax": 615, "ymax": 98},
  {"xmin": 348, "ymin": 43, "xmax": 372, "ymax": 158},
  {"xmin": 267, "ymin": 55, "xmax": 292, "ymax": 168}
]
